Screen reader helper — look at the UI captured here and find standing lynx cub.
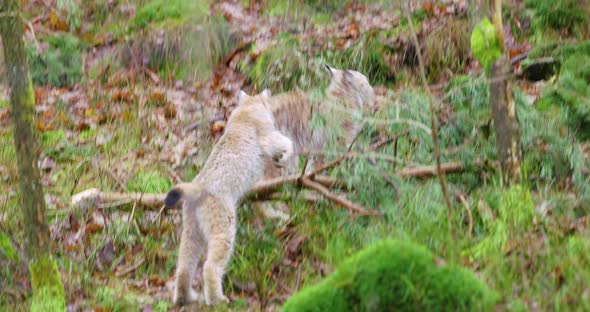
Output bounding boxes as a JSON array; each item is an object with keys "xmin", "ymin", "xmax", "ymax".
[
  {"xmin": 164, "ymin": 89, "xmax": 293, "ymax": 306},
  {"xmin": 265, "ymin": 65, "xmax": 375, "ymax": 177},
  {"xmin": 255, "ymin": 66, "xmax": 375, "ymax": 221}
]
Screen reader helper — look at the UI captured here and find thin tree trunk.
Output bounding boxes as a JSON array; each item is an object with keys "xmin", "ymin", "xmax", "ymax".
[
  {"xmin": 470, "ymin": 0, "xmax": 522, "ymax": 184},
  {"xmin": 0, "ymin": 0, "xmax": 65, "ymax": 309},
  {"xmin": 490, "ymin": 55, "xmax": 521, "ymax": 184},
  {"xmin": 489, "ymin": 0, "xmax": 521, "ymax": 184}
]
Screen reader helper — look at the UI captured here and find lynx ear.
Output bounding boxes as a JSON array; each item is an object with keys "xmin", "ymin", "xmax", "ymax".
[
  {"xmin": 237, "ymin": 90, "xmax": 248, "ymax": 103},
  {"xmin": 261, "ymin": 89, "xmax": 271, "ymax": 98},
  {"xmin": 324, "ymin": 64, "xmax": 335, "ymax": 77}
]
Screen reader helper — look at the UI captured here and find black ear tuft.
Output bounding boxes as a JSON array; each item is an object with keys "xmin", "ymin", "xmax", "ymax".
[
  {"xmin": 324, "ymin": 64, "xmax": 334, "ymax": 76},
  {"xmin": 164, "ymin": 188, "xmax": 183, "ymax": 208}
]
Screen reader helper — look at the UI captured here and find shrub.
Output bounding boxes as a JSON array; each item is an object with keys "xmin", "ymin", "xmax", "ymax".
[
  {"xmin": 468, "ymin": 185, "xmax": 534, "ymax": 260},
  {"xmin": 326, "ymin": 30, "xmax": 394, "ymax": 86},
  {"xmin": 426, "ymin": 18, "xmax": 471, "ymax": 81},
  {"xmin": 525, "ymin": 0, "xmax": 589, "ymax": 34},
  {"xmin": 241, "ymin": 33, "xmax": 325, "ymax": 92},
  {"xmin": 535, "ymin": 41, "xmax": 590, "ymax": 139},
  {"xmin": 27, "ymin": 34, "xmax": 85, "ymax": 87},
  {"xmin": 122, "ymin": 0, "xmax": 232, "ymax": 81},
  {"xmin": 283, "ymin": 240, "xmax": 497, "ymax": 312}
]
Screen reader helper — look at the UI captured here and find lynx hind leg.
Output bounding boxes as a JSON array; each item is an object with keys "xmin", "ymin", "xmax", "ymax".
[
  {"xmin": 203, "ymin": 201, "xmax": 236, "ymax": 305},
  {"xmin": 174, "ymin": 205, "xmax": 205, "ymax": 305},
  {"xmin": 260, "ymin": 131, "xmax": 294, "ymax": 168}
]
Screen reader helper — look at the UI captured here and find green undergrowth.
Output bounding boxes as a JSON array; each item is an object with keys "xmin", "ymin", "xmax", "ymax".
[
  {"xmin": 131, "ymin": 0, "xmax": 208, "ymax": 30},
  {"xmin": 27, "ymin": 33, "xmax": 86, "ymax": 87},
  {"xmin": 241, "ymin": 8, "xmax": 468, "ymax": 91},
  {"xmin": 241, "ymin": 33, "xmax": 325, "ymax": 92},
  {"xmin": 466, "ymin": 185, "xmax": 534, "ymax": 260},
  {"xmin": 126, "ymin": 171, "xmax": 172, "ymax": 193},
  {"xmin": 121, "ymin": 0, "xmax": 233, "ymax": 82},
  {"xmin": 525, "ymin": 0, "xmax": 589, "ymax": 39},
  {"xmin": 29, "ymin": 256, "xmax": 66, "ymax": 312},
  {"xmin": 534, "ymin": 41, "xmax": 590, "ymax": 140},
  {"xmin": 4, "ymin": 1, "xmax": 590, "ymax": 310},
  {"xmin": 283, "ymin": 240, "xmax": 497, "ymax": 312}
]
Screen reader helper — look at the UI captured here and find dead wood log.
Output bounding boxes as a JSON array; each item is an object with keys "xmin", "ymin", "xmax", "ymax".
[
  {"xmin": 300, "ymin": 177, "xmax": 382, "ymax": 216},
  {"xmin": 71, "ymin": 174, "xmax": 342, "ymax": 210}
]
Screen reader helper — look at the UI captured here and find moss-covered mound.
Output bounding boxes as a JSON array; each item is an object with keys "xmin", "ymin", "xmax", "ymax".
[{"xmin": 282, "ymin": 240, "xmax": 497, "ymax": 312}]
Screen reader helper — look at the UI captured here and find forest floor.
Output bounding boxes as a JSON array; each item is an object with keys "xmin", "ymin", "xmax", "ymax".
[{"xmin": 1, "ymin": 0, "xmax": 590, "ymax": 311}]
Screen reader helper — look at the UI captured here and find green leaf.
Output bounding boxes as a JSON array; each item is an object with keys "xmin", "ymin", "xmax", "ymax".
[{"xmin": 470, "ymin": 18, "xmax": 501, "ymax": 71}]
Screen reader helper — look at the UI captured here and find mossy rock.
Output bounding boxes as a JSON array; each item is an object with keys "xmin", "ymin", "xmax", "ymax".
[{"xmin": 283, "ymin": 240, "xmax": 497, "ymax": 312}]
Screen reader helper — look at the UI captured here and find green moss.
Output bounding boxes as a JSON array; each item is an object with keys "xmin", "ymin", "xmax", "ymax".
[
  {"xmin": 0, "ymin": 233, "xmax": 18, "ymax": 261},
  {"xmin": 132, "ymin": 0, "xmax": 207, "ymax": 29},
  {"xmin": 0, "ymin": 100, "xmax": 8, "ymax": 108},
  {"xmin": 425, "ymin": 266, "xmax": 498, "ymax": 311},
  {"xmin": 29, "ymin": 256, "xmax": 66, "ymax": 312},
  {"xmin": 126, "ymin": 171, "xmax": 172, "ymax": 193},
  {"xmin": 283, "ymin": 240, "xmax": 497, "ymax": 312},
  {"xmin": 94, "ymin": 286, "xmax": 140, "ymax": 311}
]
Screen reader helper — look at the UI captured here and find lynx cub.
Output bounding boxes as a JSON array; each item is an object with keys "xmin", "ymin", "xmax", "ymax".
[{"xmin": 164, "ymin": 90, "xmax": 293, "ymax": 306}]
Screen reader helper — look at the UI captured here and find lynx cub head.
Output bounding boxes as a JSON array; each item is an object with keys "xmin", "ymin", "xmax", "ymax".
[
  {"xmin": 232, "ymin": 89, "xmax": 293, "ymax": 168},
  {"xmin": 325, "ymin": 65, "xmax": 375, "ymax": 110},
  {"xmin": 228, "ymin": 89, "xmax": 274, "ymax": 130}
]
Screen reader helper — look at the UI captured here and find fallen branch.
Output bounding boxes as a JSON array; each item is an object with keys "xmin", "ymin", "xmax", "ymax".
[
  {"xmin": 458, "ymin": 193, "xmax": 473, "ymax": 239},
  {"xmin": 71, "ymin": 188, "xmax": 166, "ymax": 210},
  {"xmin": 396, "ymin": 162, "xmax": 464, "ymax": 179},
  {"xmin": 71, "ymin": 174, "xmax": 342, "ymax": 210},
  {"xmin": 396, "ymin": 160, "xmax": 492, "ymax": 179},
  {"xmin": 115, "ymin": 257, "xmax": 145, "ymax": 277},
  {"xmin": 301, "ymin": 177, "xmax": 381, "ymax": 216}
]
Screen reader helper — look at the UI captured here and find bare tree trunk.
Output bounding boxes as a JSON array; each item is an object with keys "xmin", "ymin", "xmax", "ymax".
[
  {"xmin": 490, "ymin": 55, "xmax": 521, "ymax": 184},
  {"xmin": 489, "ymin": 0, "xmax": 521, "ymax": 184},
  {"xmin": 470, "ymin": 0, "xmax": 522, "ymax": 184},
  {"xmin": 0, "ymin": 0, "xmax": 65, "ymax": 309}
]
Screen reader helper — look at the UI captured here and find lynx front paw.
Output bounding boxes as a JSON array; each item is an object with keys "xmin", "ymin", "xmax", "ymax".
[
  {"xmin": 205, "ymin": 294, "xmax": 229, "ymax": 306},
  {"xmin": 272, "ymin": 141, "xmax": 294, "ymax": 168},
  {"xmin": 272, "ymin": 150, "xmax": 290, "ymax": 168}
]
